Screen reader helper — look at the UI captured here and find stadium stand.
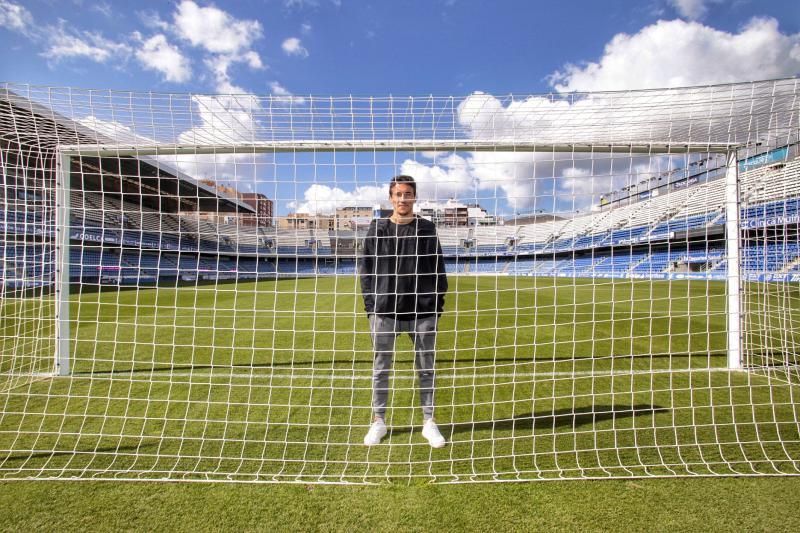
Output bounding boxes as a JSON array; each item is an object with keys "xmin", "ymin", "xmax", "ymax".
[{"xmin": 2, "ymin": 94, "xmax": 799, "ymax": 292}]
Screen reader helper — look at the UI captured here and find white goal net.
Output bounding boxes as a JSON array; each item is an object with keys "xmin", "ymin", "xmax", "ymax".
[{"xmin": 1, "ymin": 79, "xmax": 799, "ymax": 483}]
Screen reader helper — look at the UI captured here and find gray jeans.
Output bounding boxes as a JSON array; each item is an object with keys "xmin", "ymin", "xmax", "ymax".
[{"xmin": 368, "ymin": 314, "xmax": 438, "ymax": 421}]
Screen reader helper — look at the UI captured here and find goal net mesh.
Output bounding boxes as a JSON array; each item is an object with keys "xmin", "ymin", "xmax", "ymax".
[{"xmin": 1, "ymin": 79, "xmax": 799, "ymax": 483}]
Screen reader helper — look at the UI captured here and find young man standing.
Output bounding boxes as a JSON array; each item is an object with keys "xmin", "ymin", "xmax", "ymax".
[{"xmin": 359, "ymin": 175, "xmax": 448, "ymax": 448}]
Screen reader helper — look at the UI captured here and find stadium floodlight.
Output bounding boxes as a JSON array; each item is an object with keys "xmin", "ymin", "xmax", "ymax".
[{"xmin": 1, "ymin": 79, "xmax": 800, "ymax": 483}]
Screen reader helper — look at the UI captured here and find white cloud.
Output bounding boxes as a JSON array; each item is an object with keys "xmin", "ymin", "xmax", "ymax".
[
  {"xmin": 1, "ymin": 3, "xmax": 133, "ymax": 69},
  {"xmin": 173, "ymin": 93, "xmax": 262, "ymax": 181},
  {"xmin": 45, "ymin": 33, "xmax": 109, "ymax": 62},
  {"xmin": 174, "ymin": 0, "xmax": 262, "ymax": 56},
  {"xmin": 396, "ymin": 151, "xmax": 557, "ymax": 213},
  {"xmin": 178, "ymin": 94, "xmax": 260, "ymax": 145},
  {"xmin": 269, "ymin": 81, "xmax": 306, "ymax": 105},
  {"xmin": 284, "ymin": 0, "xmax": 319, "ymax": 9},
  {"xmin": 204, "ymin": 53, "xmax": 261, "ymax": 95},
  {"xmin": 204, "ymin": 56, "xmax": 244, "ymax": 94},
  {"xmin": 301, "ymin": 23, "xmax": 312, "ymax": 35},
  {"xmin": 137, "ymin": 9, "xmax": 171, "ymax": 32},
  {"xmin": 668, "ymin": 0, "xmax": 706, "ymax": 20},
  {"xmin": 134, "ymin": 33, "xmax": 191, "ymax": 83},
  {"xmin": 282, "ymin": 37, "xmax": 308, "ymax": 58},
  {"xmin": 91, "ymin": 1, "xmax": 113, "ymax": 19},
  {"xmin": 78, "ymin": 115, "xmax": 157, "ymax": 145},
  {"xmin": 549, "ymin": 17, "xmax": 800, "ymax": 92},
  {"xmin": 667, "ymin": 0, "xmax": 725, "ymax": 20},
  {"xmin": 43, "ymin": 24, "xmax": 131, "ymax": 63},
  {"xmin": 0, "ymin": 0, "xmax": 33, "ymax": 34},
  {"xmin": 172, "ymin": 1, "xmax": 264, "ymax": 93},
  {"xmin": 288, "ymin": 184, "xmax": 387, "ymax": 214},
  {"xmin": 243, "ymin": 51, "xmax": 263, "ymax": 69},
  {"xmin": 556, "ymin": 167, "xmax": 610, "ymax": 211},
  {"xmin": 400, "ymin": 154, "xmax": 477, "ymax": 202},
  {"xmin": 458, "ymin": 90, "xmax": 698, "ymax": 146}
]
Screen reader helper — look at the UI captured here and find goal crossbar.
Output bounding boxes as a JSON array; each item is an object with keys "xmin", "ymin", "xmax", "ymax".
[{"xmin": 58, "ymin": 140, "xmax": 742, "ymax": 157}]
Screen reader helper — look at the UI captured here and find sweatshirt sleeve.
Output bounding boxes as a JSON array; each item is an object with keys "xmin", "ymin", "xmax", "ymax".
[
  {"xmin": 436, "ymin": 234, "xmax": 448, "ymax": 314},
  {"xmin": 359, "ymin": 220, "xmax": 377, "ymax": 314}
]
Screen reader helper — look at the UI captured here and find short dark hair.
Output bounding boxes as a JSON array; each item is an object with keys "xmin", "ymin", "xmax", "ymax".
[{"xmin": 389, "ymin": 174, "xmax": 417, "ymax": 196}]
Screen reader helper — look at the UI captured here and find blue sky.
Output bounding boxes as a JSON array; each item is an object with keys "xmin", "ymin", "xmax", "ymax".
[
  {"xmin": 1, "ymin": 0, "xmax": 798, "ymax": 95},
  {"xmin": 1, "ymin": 0, "xmax": 799, "ymax": 216}
]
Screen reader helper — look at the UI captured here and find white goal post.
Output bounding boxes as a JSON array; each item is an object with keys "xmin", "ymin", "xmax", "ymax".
[
  {"xmin": 1, "ymin": 79, "xmax": 799, "ymax": 484},
  {"xmin": 52, "ymin": 141, "xmax": 746, "ymax": 377}
]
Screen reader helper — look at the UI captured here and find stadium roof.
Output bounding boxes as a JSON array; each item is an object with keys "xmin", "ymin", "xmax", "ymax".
[{"xmin": 0, "ymin": 89, "xmax": 254, "ymax": 215}]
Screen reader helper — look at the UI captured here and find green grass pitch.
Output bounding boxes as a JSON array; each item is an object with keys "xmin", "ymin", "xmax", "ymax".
[{"xmin": 1, "ymin": 275, "xmax": 800, "ymax": 484}]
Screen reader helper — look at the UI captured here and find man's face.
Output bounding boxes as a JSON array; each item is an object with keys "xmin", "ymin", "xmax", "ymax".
[{"xmin": 390, "ymin": 183, "xmax": 416, "ymax": 217}]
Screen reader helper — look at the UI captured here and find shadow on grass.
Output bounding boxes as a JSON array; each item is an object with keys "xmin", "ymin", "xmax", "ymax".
[
  {"xmin": 0, "ymin": 406, "xmax": 667, "ymax": 463},
  {"xmin": 1, "ymin": 443, "xmax": 156, "ymax": 465},
  {"xmin": 75, "ymin": 353, "xmax": 725, "ymax": 377},
  {"xmin": 388, "ymin": 404, "xmax": 667, "ymax": 438}
]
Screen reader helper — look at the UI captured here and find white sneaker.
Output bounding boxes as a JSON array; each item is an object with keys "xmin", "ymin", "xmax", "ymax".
[
  {"xmin": 363, "ymin": 419, "xmax": 387, "ymax": 446},
  {"xmin": 422, "ymin": 419, "xmax": 446, "ymax": 448}
]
